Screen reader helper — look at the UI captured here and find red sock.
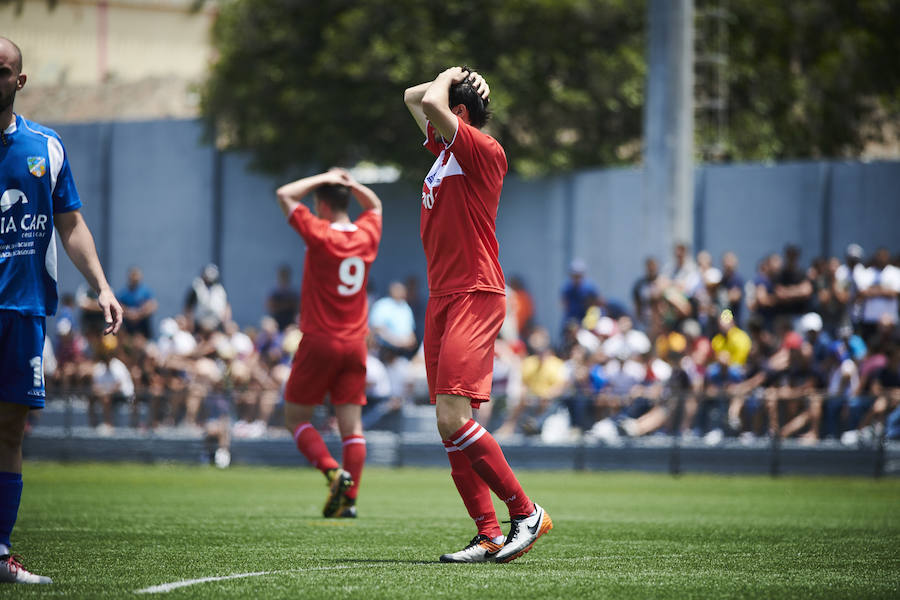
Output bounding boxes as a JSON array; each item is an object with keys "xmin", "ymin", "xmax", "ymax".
[
  {"xmin": 341, "ymin": 435, "xmax": 366, "ymax": 500},
  {"xmin": 443, "ymin": 440, "xmax": 502, "ymax": 539},
  {"xmin": 450, "ymin": 420, "xmax": 535, "ymax": 518},
  {"xmin": 293, "ymin": 422, "xmax": 339, "ymax": 473}
]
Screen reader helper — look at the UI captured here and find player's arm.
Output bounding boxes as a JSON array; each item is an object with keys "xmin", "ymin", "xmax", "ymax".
[
  {"xmin": 54, "ymin": 209, "xmax": 123, "ymax": 335},
  {"xmin": 421, "ymin": 67, "xmax": 491, "ymax": 142},
  {"xmin": 275, "ymin": 171, "xmax": 343, "ymax": 219},
  {"xmin": 404, "ymin": 81, "xmax": 432, "ymax": 136},
  {"xmin": 421, "ymin": 67, "xmax": 469, "ymax": 141},
  {"xmin": 332, "ymin": 168, "xmax": 382, "ymax": 214}
]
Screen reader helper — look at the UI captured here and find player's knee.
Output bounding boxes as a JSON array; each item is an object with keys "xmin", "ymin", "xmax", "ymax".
[
  {"xmin": 435, "ymin": 411, "xmax": 467, "ymax": 439},
  {"xmin": 0, "ymin": 423, "xmax": 25, "ymax": 456}
]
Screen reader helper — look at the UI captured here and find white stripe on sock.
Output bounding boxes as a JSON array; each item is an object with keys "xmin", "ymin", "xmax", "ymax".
[
  {"xmin": 452, "ymin": 422, "xmax": 481, "ymax": 446},
  {"xmin": 342, "ymin": 438, "xmax": 366, "ymax": 446},
  {"xmin": 457, "ymin": 426, "xmax": 487, "ymax": 450},
  {"xmin": 293, "ymin": 423, "xmax": 313, "ymax": 443}
]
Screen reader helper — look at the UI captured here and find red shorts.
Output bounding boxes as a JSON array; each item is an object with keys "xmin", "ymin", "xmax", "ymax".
[
  {"xmin": 284, "ymin": 334, "xmax": 367, "ymax": 406},
  {"xmin": 424, "ymin": 291, "xmax": 505, "ymax": 407}
]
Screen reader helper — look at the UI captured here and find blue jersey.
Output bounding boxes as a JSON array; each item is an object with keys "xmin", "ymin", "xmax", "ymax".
[{"xmin": 0, "ymin": 114, "xmax": 82, "ymax": 316}]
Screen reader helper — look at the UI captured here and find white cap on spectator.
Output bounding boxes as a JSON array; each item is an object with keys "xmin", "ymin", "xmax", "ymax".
[
  {"xmin": 799, "ymin": 312, "xmax": 823, "ymax": 334},
  {"xmin": 575, "ymin": 328, "xmax": 601, "ymax": 353},
  {"xmin": 704, "ymin": 267, "xmax": 722, "ymax": 285},
  {"xmin": 56, "ymin": 318, "xmax": 72, "ymax": 336},
  {"xmin": 846, "ymin": 243, "xmax": 864, "ymax": 259},
  {"xmin": 594, "ymin": 316, "xmax": 617, "ymax": 337},
  {"xmin": 159, "ymin": 317, "xmax": 178, "ymax": 338},
  {"xmin": 570, "ymin": 258, "xmax": 586, "ymax": 274}
]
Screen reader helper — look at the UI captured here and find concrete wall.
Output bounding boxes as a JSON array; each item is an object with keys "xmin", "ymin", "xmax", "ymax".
[
  {"xmin": 47, "ymin": 118, "xmax": 900, "ymax": 338},
  {"xmin": 3, "ymin": 0, "xmax": 213, "ymax": 86}
]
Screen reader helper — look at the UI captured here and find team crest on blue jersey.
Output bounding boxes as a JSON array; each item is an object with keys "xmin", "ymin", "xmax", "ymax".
[{"xmin": 27, "ymin": 156, "xmax": 46, "ymax": 178}]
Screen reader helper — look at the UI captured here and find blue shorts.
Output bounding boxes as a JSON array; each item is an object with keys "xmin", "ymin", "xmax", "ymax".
[{"xmin": 0, "ymin": 310, "xmax": 47, "ymax": 409}]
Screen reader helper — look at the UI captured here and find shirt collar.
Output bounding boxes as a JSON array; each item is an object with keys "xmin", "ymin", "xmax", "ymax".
[{"xmin": 3, "ymin": 114, "xmax": 18, "ymax": 135}]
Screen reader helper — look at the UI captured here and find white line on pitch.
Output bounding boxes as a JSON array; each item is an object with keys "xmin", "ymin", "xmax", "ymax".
[{"xmin": 134, "ymin": 565, "xmax": 352, "ymax": 594}]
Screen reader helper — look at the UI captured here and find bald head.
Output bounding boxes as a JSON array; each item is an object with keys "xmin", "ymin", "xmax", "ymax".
[{"xmin": 0, "ymin": 37, "xmax": 22, "ymax": 74}]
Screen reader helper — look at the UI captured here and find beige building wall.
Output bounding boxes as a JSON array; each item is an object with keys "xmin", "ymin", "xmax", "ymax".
[{"xmin": 2, "ymin": 0, "xmax": 214, "ymax": 86}]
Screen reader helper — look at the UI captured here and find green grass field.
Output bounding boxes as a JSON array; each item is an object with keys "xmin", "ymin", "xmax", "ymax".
[{"xmin": 8, "ymin": 462, "xmax": 899, "ymax": 599}]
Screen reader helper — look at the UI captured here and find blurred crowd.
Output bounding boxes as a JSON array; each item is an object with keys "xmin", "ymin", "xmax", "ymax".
[
  {"xmin": 40, "ymin": 241, "xmax": 900, "ymax": 452},
  {"xmin": 483, "ymin": 242, "xmax": 900, "ymax": 447}
]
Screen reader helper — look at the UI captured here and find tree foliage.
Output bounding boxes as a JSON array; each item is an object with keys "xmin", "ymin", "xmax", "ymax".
[
  {"xmin": 201, "ymin": 0, "xmax": 646, "ymax": 178},
  {"xmin": 201, "ymin": 0, "xmax": 899, "ymax": 178},
  {"xmin": 707, "ymin": 0, "xmax": 900, "ymax": 161}
]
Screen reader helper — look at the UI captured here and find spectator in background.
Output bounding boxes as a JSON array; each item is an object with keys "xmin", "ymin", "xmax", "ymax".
[
  {"xmin": 661, "ymin": 242, "xmax": 698, "ymax": 295},
  {"xmin": 657, "ymin": 245, "xmax": 696, "ymax": 330},
  {"xmin": 875, "ymin": 346, "xmax": 900, "ymax": 440},
  {"xmin": 361, "ymin": 333, "xmax": 399, "ymax": 431},
  {"xmin": 798, "ymin": 312, "xmax": 831, "ymax": 364},
  {"xmin": 747, "ymin": 254, "xmax": 779, "ymax": 330},
  {"xmin": 369, "ymin": 281, "xmax": 417, "ymax": 356},
  {"xmin": 819, "ymin": 341, "xmax": 860, "ymax": 440},
  {"xmin": 77, "ymin": 283, "xmax": 107, "ymax": 346},
  {"xmin": 57, "ymin": 293, "xmax": 78, "ymax": 329},
  {"xmin": 836, "ymin": 243, "xmax": 866, "ymax": 325},
  {"xmin": 843, "ymin": 344, "xmax": 900, "ymax": 445},
  {"xmin": 693, "ymin": 250, "xmax": 716, "ymax": 297},
  {"xmin": 856, "ymin": 247, "xmax": 900, "ymax": 342},
  {"xmin": 811, "ymin": 257, "xmax": 851, "ymax": 336},
  {"xmin": 509, "ymin": 275, "xmax": 535, "ymax": 340},
  {"xmin": 497, "ymin": 327, "xmax": 569, "ymax": 436},
  {"xmin": 765, "ymin": 331, "xmax": 824, "ymax": 442},
  {"xmin": 719, "ymin": 252, "xmax": 745, "ymax": 324},
  {"xmin": 266, "ymin": 264, "xmax": 300, "ymax": 331},
  {"xmin": 632, "ymin": 257, "xmax": 661, "ymax": 332},
  {"xmin": 694, "ymin": 265, "xmax": 723, "ymax": 338},
  {"xmin": 710, "ymin": 309, "xmax": 751, "ymax": 367},
  {"xmin": 89, "ymin": 335, "xmax": 134, "ymax": 435},
  {"xmin": 697, "ymin": 349, "xmax": 744, "ymax": 442},
  {"xmin": 118, "ymin": 266, "xmax": 158, "ymax": 339},
  {"xmin": 49, "ymin": 317, "xmax": 91, "ymax": 398},
  {"xmin": 404, "ymin": 275, "xmax": 426, "ymax": 345},
  {"xmin": 185, "ymin": 263, "xmax": 231, "ymax": 333},
  {"xmin": 561, "ymin": 258, "xmax": 598, "ymax": 328},
  {"xmin": 773, "ymin": 244, "xmax": 813, "ymax": 326}
]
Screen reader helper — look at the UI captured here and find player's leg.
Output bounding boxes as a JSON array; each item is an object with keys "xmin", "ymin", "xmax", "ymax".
[
  {"xmin": 285, "ymin": 401, "xmax": 353, "ymax": 517},
  {"xmin": 435, "ymin": 293, "xmax": 551, "ymax": 563},
  {"xmin": 330, "ymin": 338, "xmax": 368, "ymax": 517},
  {"xmin": 0, "ymin": 403, "xmax": 29, "ymax": 558},
  {"xmin": 425, "ymin": 297, "xmax": 502, "ymax": 561},
  {"xmin": 0, "ymin": 312, "xmax": 52, "ymax": 584},
  {"xmin": 334, "ymin": 404, "xmax": 363, "ymax": 518},
  {"xmin": 284, "ymin": 403, "xmax": 339, "ymax": 474},
  {"xmin": 436, "ymin": 397, "xmax": 505, "ymax": 563},
  {"xmin": 426, "ymin": 299, "xmax": 497, "ymax": 558},
  {"xmin": 284, "ymin": 335, "xmax": 353, "ymax": 516}
]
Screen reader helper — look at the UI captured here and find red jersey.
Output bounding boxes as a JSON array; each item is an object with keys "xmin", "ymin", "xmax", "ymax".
[
  {"xmin": 421, "ymin": 118, "xmax": 506, "ymax": 297},
  {"xmin": 289, "ymin": 205, "xmax": 381, "ymax": 340}
]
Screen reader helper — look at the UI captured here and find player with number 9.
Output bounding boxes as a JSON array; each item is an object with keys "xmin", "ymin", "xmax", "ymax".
[{"xmin": 275, "ymin": 168, "xmax": 382, "ymax": 518}]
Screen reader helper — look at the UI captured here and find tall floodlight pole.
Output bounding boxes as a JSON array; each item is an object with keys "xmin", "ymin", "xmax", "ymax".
[{"xmin": 643, "ymin": 0, "xmax": 695, "ymax": 260}]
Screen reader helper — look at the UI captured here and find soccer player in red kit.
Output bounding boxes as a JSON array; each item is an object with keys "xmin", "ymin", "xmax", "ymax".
[
  {"xmin": 276, "ymin": 168, "xmax": 382, "ymax": 518},
  {"xmin": 404, "ymin": 67, "xmax": 552, "ymax": 563}
]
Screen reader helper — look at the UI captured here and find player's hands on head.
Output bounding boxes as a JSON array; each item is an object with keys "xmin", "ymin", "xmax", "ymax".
[
  {"xmin": 441, "ymin": 66, "xmax": 469, "ymax": 85},
  {"xmin": 98, "ymin": 288, "xmax": 123, "ymax": 335},
  {"xmin": 326, "ymin": 167, "xmax": 353, "ymax": 187},
  {"xmin": 441, "ymin": 67, "xmax": 490, "ymax": 102},
  {"xmin": 465, "ymin": 71, "xmax": 490, "ymax": 102}
]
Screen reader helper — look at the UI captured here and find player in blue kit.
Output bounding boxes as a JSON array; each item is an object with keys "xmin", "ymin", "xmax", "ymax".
[{"xmin": 0, "ymin": 37, "xmax": 123, "ymax": 584}]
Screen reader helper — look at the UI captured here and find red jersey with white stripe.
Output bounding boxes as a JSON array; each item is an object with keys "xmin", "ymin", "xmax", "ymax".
[
  {"xmin": 289, "ymin": 205, "xmax": 381, "ymax": 340},
  {"xmin": 421, "ymin": 118, "xmax": 506, "ymax": 297}
]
